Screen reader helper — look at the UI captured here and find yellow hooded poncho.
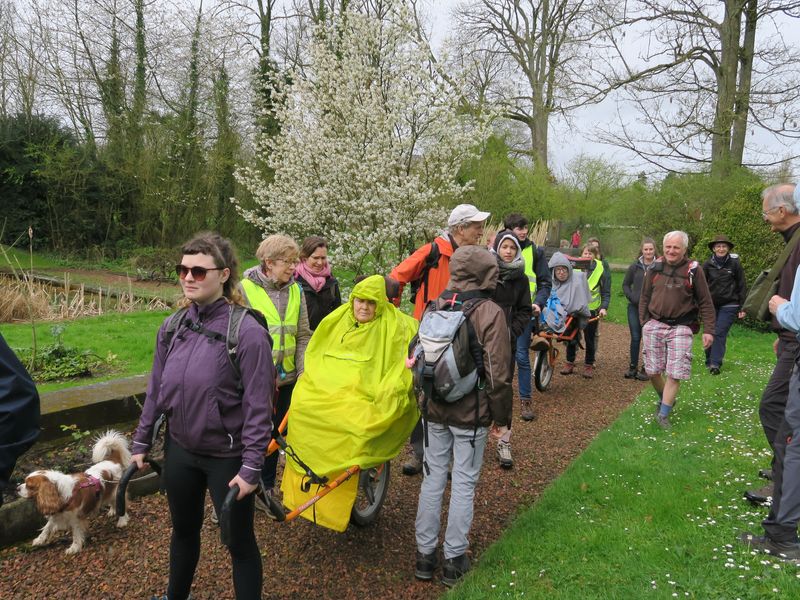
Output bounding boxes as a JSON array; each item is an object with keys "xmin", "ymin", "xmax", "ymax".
[{"xmin": 280, "ymin": 275, "xmax": 419, "ymax": 531}]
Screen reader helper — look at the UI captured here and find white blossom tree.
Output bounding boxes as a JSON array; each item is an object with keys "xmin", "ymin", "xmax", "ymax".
[{"xmin": 234, "ymin": 2, "xmax": 490, "ymax": 273}]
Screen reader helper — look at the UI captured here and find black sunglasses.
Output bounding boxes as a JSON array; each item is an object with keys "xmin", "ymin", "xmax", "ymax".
[{"xmin": 175, "ymin": 264, "xmax": 224, "ymax": 281}]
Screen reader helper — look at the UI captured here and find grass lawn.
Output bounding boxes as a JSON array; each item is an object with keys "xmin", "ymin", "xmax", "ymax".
[
  {"xmin": 452, "ymin": 318, "xmax": 800, "ymax": 598},
  {"xmin": 0, "ymin": 311, "xmax": 170, "ymax": 393}
]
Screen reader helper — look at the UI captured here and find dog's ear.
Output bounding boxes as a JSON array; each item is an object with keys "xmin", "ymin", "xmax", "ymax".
[{"xmin": 33, "ymin": 477, "xmax": 64, "ymax": 515}]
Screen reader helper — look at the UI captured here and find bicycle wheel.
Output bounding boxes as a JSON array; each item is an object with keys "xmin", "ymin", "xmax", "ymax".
[
  {"xmin": 350, "ymin": 462, "xmax": 390, "ymax": 526},
  {"xmin": 534, "ymin": 349, "xmax": 553, "ymax": 392}
]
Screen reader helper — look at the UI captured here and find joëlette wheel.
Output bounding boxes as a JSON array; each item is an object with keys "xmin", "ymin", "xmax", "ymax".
[{"xmin": 350, "ymin": 461, "xmax": 390, "ymax": 526}]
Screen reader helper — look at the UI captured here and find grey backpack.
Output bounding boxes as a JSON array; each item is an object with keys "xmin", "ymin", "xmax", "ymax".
[{"xmin": 410, "ymin": 296, "xmax": 486, "ymax": 403}]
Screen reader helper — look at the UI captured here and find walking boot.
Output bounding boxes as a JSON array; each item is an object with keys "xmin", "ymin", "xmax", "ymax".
[
  {"xmin": 442, "ymin": 554, "xmax": 471, "ymax": 587},
  {"xmin": 497, "ymin": 441, "xmax": 513, "ymax": 469},
  {"xmin": 402, "ymin": 454, "xmax": 423, "ymax": 476},
  {"xmin": 560, "ymin": 362, "xmax": 575, "ymax": 375},
  {"xmin": 520, "ymin": 398, "xmax": 535, "ymax": 421}
]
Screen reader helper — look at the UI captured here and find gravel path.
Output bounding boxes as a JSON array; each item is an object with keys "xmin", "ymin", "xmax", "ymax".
[{"xmin": 0, "ymin": 321, "xmax": 647, "ymax": 600}]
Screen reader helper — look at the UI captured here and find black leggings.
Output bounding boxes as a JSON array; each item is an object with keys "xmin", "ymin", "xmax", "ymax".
[
  {"xmin": 164, "ymin": 440, "xmax": 262, "ymax": 600},
  {"xmin": 261, "ymin": 382, "xmax": 294, "ymax": 489}
]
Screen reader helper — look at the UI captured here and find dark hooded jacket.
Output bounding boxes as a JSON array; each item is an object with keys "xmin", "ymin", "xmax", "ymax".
[
  {"xmin": 422, "ymin": 246, "xmax": 512, "ymax": 429},
  {"xmin": 0, "ymin": 334, "xmax": 40, "ymax": 492},
  {"xmin": 491, "ymin": 230, "xmax": 533, "ymax": 338}
]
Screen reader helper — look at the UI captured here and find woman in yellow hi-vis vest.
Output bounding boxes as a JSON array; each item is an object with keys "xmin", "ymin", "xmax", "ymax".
[
  {"xmin": 561, "ymin": 244, "xmax": 610, "ymax": 379},
  {"xmin": 240, "ymin": 234, "xmax": 312, "ymax": 508}
]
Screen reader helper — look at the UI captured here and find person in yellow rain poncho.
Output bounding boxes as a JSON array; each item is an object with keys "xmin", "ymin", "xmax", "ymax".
[{"xmin": 280, "ymin": 275, "xmax": 419, "ymax": 531}]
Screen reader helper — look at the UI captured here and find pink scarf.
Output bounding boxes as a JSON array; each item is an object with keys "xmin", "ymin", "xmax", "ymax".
[{"xmin": 295, "ymin": 260, "xmax": 332, "ymax": 293}]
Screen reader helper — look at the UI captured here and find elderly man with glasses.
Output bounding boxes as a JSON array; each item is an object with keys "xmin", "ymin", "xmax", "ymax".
[
  {"xmin": 742, "ymin": 184, "xmax": 800, "ymax": 506},
  {"xmin": 740, "ymin": 183, "xmax": 800, "ymax": 561}
]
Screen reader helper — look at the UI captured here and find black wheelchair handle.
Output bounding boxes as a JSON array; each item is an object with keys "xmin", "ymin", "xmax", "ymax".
[
  {"xmin": 219, "ymin": 484, "xmax": 240, "ymax": 546},
  {"xmin": 116, "ymin": 458, "xmax": 162, "ymax": 517}
]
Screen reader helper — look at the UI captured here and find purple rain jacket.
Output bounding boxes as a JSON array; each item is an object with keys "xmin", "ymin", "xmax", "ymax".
[{"xmin": 132, "ymin": 298, "xmax": 275, "ymax": 485}]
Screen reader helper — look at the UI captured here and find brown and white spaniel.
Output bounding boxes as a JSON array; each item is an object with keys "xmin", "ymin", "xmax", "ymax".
[{"xmin": 18, "ymin": 430, "xmax": 132, "ymax": 554}]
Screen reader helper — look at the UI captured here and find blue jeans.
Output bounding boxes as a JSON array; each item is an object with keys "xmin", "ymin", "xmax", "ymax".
[
  {"xmin": 627, "ymin": 303, "xmax": 642, "ymax": 368},
  {"xmin": 705, "ymin": 305, "xmax": 738, "ymax": 368},
  {"xmin": 515, "ymin": 318, "xmax": 535, "ymax": 399}
]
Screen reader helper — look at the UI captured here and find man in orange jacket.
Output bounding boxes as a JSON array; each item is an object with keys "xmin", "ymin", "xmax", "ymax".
[{"xmin": 388, "ymin": 203, "xmax": 490, "ymax": 474}]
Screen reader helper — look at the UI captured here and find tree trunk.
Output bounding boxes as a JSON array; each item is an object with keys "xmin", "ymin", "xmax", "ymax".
[
  {"xmin": 710, "ymin": 1, "xmax": 743, "ymax": 178},
  {"xmin": 730, "ymin": 0, "xmax": 756, "ymax": 167}
]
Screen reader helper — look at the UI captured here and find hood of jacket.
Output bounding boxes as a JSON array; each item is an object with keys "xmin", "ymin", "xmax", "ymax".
[
  {"xmin": 348, "ymin": 274, "xmax": 388, "ymax": 321},
  {"xmin": 547, "ymin": 251, "xmax": 574, "ymax": 277},
  {"xmin": 447, "ymin": 246, "xmax": 499, "ymax": 293}
]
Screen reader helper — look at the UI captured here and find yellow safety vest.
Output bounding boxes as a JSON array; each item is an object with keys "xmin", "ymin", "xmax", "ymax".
[
  {"xmin": 241, "ymin": 279, "xmax": 301, "ymax": 373},
  {"xmin": 521, "ymin": 245, "xmax": 537, "ymax": 300},
  {"xmin": 587, "ymin": 259, "xmax": 605, "ymax": 311}
]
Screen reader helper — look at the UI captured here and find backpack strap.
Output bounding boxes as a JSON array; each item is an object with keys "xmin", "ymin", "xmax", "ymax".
[
  {"xmin": 420, "ymin": 242, "xmax": 442, "ymax": 305},
  {"xmin": 460, "ymin": 297, "xmax": 489, "ymax": 448},
  {"xmin": 163, "ymin": 307, "xmax": 190, "ymax": 358}
]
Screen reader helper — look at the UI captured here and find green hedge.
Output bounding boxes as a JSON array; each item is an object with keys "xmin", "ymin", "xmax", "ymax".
[{"xmin": 695, "ymin": 184, "xmax": 781, "ymax": 286}]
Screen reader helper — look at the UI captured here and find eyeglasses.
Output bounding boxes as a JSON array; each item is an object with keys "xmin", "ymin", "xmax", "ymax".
[
  {"xmin": 175, "ymin": 265, "xmax": 224, "ymax": 281},
  {"xmin": 275, "ymin": 258, "xmax": 300, "ymax": 266},
  {"xmin": 762, "ymin": 206, "xmax": 781, "ymax": 218}
]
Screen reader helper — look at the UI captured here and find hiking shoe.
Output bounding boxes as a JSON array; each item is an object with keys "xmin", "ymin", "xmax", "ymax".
[
  {"xmin": 520, "ymin": 399, "xmax": 535, "ymax": 421},
  {"xmin": 497, "ymin": 441, "xmax": 513, "ymax": 469},
  {"xmin": 636, "ymin": 367, "xmax": 650, "ymax": 381},
  {"xmin": 738, "ymin": 532, "xmax": 800, "ymax": 561},
  {"xmin": 624, "ymin": 367, "xmax": 637, "ymax": 379},
  {"xmin": 530, "ymin": 335, "xmax": 549, "ymax": 352},
  {"xmin": 402, "ymin": 455, "xmax": 423, "ymax": 476},
  {"xmin": 759, "ymin": 468, "xmax": 773, "ymax": 481},
  {"xmin": 442, "ymin": 554, "xmax": 471, "ymax": 587},
  {"xmin": 709, "ymin": 366, "xmax": 721, "ymax": 375},
  {"xmin": 560, "ymin": 362, "xmax": 575, "ymax": 375},
  {"xmin": 582, "ymin": 365, "xmax": 594, "ymax": 379},
  {"xmin": 414, "ymin": 550, "xmax": 438, "ymax": 581},
  {"xmin": 655, "ymin": 413, "xmax": 671, "ymax": 429},
  {"xmin": 744, "ymin": 483, "xmax": 774, "ymax": 505},
  {"xmin": 255, "ymin": 486, "xmax": 279, "ymax": 519}
]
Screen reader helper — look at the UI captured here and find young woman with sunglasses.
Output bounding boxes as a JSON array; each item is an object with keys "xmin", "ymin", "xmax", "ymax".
[
  {"xmin": 132, "ymin": 233, "xmax": 275, "ymax": 600},
  {"xmin": 240, "ymin": 234, "xmax": 312, "ymax": 509}
]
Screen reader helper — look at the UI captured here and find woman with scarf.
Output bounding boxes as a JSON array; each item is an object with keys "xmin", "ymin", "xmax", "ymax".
[
  {"xmin": 622, "ymin": 238, "xmax": 658, "ymax": 380},
  {"xmin": 702, "ymin": 235, "xmax": 747, "ymax": 375},
  {"xmin": 294, "ymin": 236, "xmax": 342, "ymax": 331},
  {"xmin": 490, "ymin": 230, "xmax": 532, "ymax": 466}
]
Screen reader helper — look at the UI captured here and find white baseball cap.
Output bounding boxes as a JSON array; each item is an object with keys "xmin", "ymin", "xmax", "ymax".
[{"xmin": 447, "ymin": 204, "xmax": 491, "ymax": 228}]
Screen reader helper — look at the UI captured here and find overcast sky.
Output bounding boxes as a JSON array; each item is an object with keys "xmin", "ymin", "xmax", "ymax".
[{"xmin": 425, "ymin": 0, "xmax": 800, "ymax": 179}]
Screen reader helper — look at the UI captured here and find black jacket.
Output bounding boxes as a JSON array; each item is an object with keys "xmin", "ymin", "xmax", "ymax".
[
  {"xmin": 491, "ymin": 270, "xmax": 533, "ymax": 339},
  {"xmin": 295, "ymin": 274, "xmax": 342, "ymax": 331},
  {"xmin": 0, "ymin": 333, "xmax": 40, "ymax": 491},
  {"xmin": 702, "ymin": 254, "xmax": 747, "ymax": 308},
  {"xmin": 622, "ymin": 258, "xmax": 654, "ymax": 307}
]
